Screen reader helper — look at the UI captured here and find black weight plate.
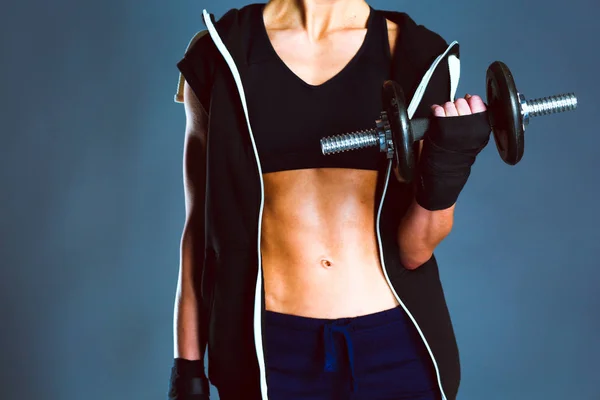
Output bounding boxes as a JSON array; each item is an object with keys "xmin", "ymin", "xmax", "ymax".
[
  {"xmin": 382, "ymin": 80, "xmax": 414, "ymax": 181},
  {"xmin": 486, "ymin": 61, "xmax": 525, "ymax": 165}
]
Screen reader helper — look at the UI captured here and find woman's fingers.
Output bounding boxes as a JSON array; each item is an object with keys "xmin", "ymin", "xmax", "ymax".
[
  {"xmin": 431, "ymin": 94, "xmax": 487, "ymax": 117},
  {"xmin": 443, "ymin": 101, "xmax": 459, "ymax": 117},
  {"xmin": 431, "ymin": 104, "xmax": 446, "ymax": 117},
  {"xmin": 454, "ymin": 98, "xmax": 471, "ymax": 116},
  {"xmin": 465, "ymin": 94, "xmax": 487, "ymax": 113}
]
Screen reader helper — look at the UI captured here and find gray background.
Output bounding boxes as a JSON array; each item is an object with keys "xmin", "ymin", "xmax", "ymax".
[{"xmin": 1, "ymin": 0, "xmax": 598, "ymax": 399}]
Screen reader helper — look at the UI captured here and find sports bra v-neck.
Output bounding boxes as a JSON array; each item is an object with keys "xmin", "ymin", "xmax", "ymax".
[{"xmin": 245, "ymin": 5, "xmax": 392, "ymax": 173}]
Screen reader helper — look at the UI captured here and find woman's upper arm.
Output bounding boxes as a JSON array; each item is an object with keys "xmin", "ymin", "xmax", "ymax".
[
  {"xmin": 182, "ymin": 80, "xmax": 208, "ymax": 219},
  {"xmin": 176, "ymin": 31, "xmax": 215, "ymax": 225}
]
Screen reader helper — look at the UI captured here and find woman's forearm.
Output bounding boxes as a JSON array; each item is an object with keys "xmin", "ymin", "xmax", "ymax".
[
  {"xmin": 174, "ymin": 289, "xmax": 202, "ymax": 360},
  {"xmin": 173, "ymin": 227, "xmax": 205, "ymax": 360},
  {"xmin": 396, "ymin": 198, "xmax": 455, "ymax": 270}
]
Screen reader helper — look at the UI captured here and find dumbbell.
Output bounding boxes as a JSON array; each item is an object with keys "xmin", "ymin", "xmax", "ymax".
[{"xmin": 320, "ymin": 61, "xmax": 578, "ymax": 182}]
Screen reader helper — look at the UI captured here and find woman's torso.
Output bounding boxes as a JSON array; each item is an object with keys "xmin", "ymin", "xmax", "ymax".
[{"xmin": 246, "ymin": 2, "xmax": 402, "ymax": 319}]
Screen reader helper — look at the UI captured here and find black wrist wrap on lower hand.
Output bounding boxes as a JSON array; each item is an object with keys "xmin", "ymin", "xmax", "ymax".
[
  {"xmin": 168, "ymin": 358, "xmax": 210, "ymax": 400},
  {"xmin": 415, "ymin": 112, "xmax": 491, "ymax": 211}
]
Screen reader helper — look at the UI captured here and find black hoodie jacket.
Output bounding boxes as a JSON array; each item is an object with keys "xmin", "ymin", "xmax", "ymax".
[{"xmin": 175, "ymin": 4, "xmax": 462, "ymax": 399}]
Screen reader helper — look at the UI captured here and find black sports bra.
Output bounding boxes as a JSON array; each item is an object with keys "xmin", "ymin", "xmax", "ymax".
[{"xmin": 245, "ymin": 5, "xmax": 392, "ymax": 173}]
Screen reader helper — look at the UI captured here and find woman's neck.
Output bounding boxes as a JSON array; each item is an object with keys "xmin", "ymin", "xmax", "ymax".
[{"xmin": 263, "ymin": 0, "xmax": 370, "ymax": 41}]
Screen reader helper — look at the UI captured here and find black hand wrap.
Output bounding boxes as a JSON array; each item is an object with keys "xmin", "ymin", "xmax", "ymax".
[
  {"xmin": 416, "ymin": 111, "xmax": 491, "ymax": 211},
  {"xmin": 168, "ymin": 358, "xmax": 210, "ymax": 400}
]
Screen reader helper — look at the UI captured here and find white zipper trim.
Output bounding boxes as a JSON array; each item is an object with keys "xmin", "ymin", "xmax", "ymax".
[
  {"xmin": 377, "ymin": 40, "xmax": 460, "ymax": 400},
  {"xmin": 203, "ymin": 9, "xmax": 459, "ymax": 398},
  {"xmin": 202, "ymin": 10, "xmax": 269, "ymax": 400}
]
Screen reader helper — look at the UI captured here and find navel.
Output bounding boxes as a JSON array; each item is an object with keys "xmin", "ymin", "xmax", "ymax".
[{"xmin": 320, "ymin": 258, "xmax": 334, "ymax": 269}]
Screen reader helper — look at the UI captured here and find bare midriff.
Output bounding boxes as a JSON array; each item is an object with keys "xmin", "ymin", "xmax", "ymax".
[
  {"xmin": 260, "ymin": 2, "xmax": 401, "ymax": 319},
  {"xmin": 261, "ymin": 168, "xmax": 399, "ymax": 319}
]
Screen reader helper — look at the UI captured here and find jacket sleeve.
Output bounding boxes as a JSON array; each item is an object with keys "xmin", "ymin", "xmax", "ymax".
[
  {"xmin": 175, "ymin": 30, "xmax": 216, "ymax": 114},
  {"xmin": 410, "ymin": 24, "xmax": 461, "ymax": 119},
  {"xmin": 389, "ymin": 12, "xmax": 460, "ymax": 119},
  {"xmin": 413, "ymin": 51, "xmax": 461, "ymax": 119}
]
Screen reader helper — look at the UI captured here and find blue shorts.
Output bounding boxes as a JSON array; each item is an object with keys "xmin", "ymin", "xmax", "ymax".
[{"xmin": 263, "ymin": 306, "xmax": 440, "ymax": 400}]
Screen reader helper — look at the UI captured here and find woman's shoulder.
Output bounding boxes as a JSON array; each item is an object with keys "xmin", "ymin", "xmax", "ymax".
[{"xmin": 379, "ymin": 10, "xmax": 449, "ymax": 57}]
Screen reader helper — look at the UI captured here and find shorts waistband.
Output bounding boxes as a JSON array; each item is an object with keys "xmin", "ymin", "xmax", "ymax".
[{"xmin": 264, "ymin": 306, "xmax": 404, "ymax": 331}]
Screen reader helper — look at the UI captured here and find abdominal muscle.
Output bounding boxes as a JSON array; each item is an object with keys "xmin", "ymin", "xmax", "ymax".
[{"xmin": 261, "ymin": 167, "xmax": 399, "ymax": 319}]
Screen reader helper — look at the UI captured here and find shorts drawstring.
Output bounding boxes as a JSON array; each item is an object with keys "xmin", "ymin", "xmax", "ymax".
[{"xmin": 323, "ymin": 321, "xmax": 358, "ymax": 392}]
